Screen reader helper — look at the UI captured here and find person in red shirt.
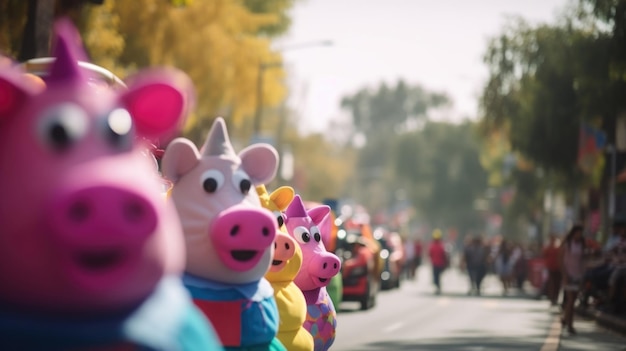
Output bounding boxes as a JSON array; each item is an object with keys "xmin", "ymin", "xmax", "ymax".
[
  {"xmin": 428, "ymin": 229, "xmax": 448, "ymax": 294},
  {"xmin": 543, "ymin": 234, "xmax": 562, "ymax": 305}
]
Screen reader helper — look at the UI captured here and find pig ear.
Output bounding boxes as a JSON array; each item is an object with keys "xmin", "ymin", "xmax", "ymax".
[
  {"xmin": 161, "ymin": 138, "xmax": 200, "ymax": 183},
  {"xmin": 0, "ymin": 74, "xmax": 37, "ymax": 119},
  {"xmin": 270, "ymin": 186, "xmax": 295, "ymax": 211},
  {"xmin": 239, "ymin": 144, "xmax": 278, "ymax": 185},
  {"xmin": 308, "ymin": 205, "xmax": 331, "ymax": 226},
  {"xmin": 120, "ymin": 69, "xmax": 194, "ymax": 141}
]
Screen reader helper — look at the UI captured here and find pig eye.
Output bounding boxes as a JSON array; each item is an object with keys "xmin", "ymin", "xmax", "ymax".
[
  {"xmin": 38, "ymin": 103, "xmax": 88, "ymax": 151},
  {"xmin": 232, "ymin": 171, "xmax": 252, "ymax": 195},
  {"xmin": 273, "ymin": 211, "xmax": 285, "ymax": 227},
  {"xmin": 103, "ymin": 108, "xmax": 133, "ymax": 149},
  {"xmin": 200, "ymin": 169, "xmax": 224, "ymax": 193},
  {"xmin": 294, "ymin": 226, "xmax": 311, "ymax": 244},
  {"xmin": 310, "ymin": 226, "xmax": 322, "ymax": 242}
]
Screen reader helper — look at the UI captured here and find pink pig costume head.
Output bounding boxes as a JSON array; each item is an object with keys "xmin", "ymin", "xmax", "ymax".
[
  {"xmin": 284, "ymin": 195, "xmax": 341, "ymax": 291},
  {"xmin": 162, "ymin": 117, "xmax": 279, "ymax": 284},
  {"xmin": 0, "ymin": 20, "xmax": 193, "ymax": 315}
]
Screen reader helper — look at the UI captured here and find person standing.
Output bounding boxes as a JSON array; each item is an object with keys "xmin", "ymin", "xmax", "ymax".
[
  {"xmin": 463, "ymin": 235, "xmax": 489, "ymax": 296},
  {"xmin": 560, "ymin": 224, "xmax": 586, "ymax": 335},
  {"xmin": 495, "ymin": 240, "xmax": 516, "ymax": 295},
  {"xmin": 543, "ymin": 234, "xmax": 562, "ymax": 305},
  {"xmin": 403, "ymin": 237, "xmax": 416, "ymax": 280},
  {"xmin": 428, "ymin": 229, "xmax": 448, "ymax": 295}
]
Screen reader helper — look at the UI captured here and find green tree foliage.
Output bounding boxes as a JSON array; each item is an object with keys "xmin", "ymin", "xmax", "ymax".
[
  {"xmin": 340, "ymin": 80, "xmax": 487, "ymax": 233},
  {"xmin": 479, "ymin": 0, "xmax": 626, "ymax": 236},
  {"xmin": 0, "ymin": 0, "xmax": 295, "ymax": 147},
  {"xmin": 394, "ymin": 121, "xmax": 489, "ymax": 233}
]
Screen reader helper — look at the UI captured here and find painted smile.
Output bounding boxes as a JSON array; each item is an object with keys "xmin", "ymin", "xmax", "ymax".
[
  {"xmin": 77, "ymin": 250, "xmax": 124, "ymax": 271},
  {"xmin": 231, "ymin": 250, "xmax": 258, "ymax": 262}
]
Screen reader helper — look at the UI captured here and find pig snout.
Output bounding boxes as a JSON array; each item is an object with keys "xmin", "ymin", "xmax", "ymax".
[
  {"xmin": 269, "ymin": 233, "xmax": 296, "ymax": 272},
  {"xmin": 211, "ymin": 205, "xmax": 277, "ymax": 272},
  {"xmin": 308, "ymin": 253, "xmax": 341, "ymax": 286},
  {"xmin": 52, "ymin": 186, "xmax": 158, "ymax": 243}
]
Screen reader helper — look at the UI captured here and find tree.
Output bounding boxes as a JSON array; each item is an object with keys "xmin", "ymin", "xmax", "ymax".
[{"xmin": 394, "ymin": 121, "xmax": 489, "ymax": 235}]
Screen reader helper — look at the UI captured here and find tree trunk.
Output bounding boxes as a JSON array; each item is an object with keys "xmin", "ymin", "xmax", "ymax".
[{"xmin": 18, "ymin": 0, "xmax": 54, "ymax": 61}]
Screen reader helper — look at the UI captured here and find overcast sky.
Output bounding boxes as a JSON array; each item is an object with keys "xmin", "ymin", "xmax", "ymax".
[{"xmin": 274, "ymin": 0, "xmax": 572, "ymax": 133}]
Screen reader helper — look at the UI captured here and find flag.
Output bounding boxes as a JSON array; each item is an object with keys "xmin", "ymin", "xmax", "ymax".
[{"xmin": 578, "ymin": 123, "xmax": 606, "ymax": 174}]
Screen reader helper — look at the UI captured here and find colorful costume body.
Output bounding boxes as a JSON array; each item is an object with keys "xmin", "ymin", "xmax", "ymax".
[
  {"xmin": 0, "ymin": 277, "xmax": 222, "ymax": 351},
  {"xmin": 163, "ymin": 118, "xmax": 285, "ymax": 351},
  {"xmin": 257, "ymin": 185, "xmax": 314, "ymax": 351},
  {"xmin": 303, "ymin": 288, "xmax": 337, "ymax": 351},
  {"xmin": 0, "ymin": 20, "xmax": 221, "ymax": 351},
  {"xmin": 283, "ymin": 196, "xmax": 342, "ymax": 351},
  {"xmin": 183, "ymin": 274, "xmax": 284, "ymax": 351}
]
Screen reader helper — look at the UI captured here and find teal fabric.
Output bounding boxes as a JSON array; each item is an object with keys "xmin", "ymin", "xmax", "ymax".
[{"xmin": 0, "ymin": 276, "xmax": 223, "ymax": 351}]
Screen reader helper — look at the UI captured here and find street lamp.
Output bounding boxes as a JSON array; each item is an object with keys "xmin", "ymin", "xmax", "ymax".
[{"xmin": 251, "ymin": 40, "xmax": 333, "ymax": 140}]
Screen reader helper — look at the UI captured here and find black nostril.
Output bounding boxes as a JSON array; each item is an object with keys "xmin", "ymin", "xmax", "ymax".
[
  {"xmin": 334, "ymin": 263, "xmax": 338, "ymax": 269},
  {"xmin": 124, "ymin": 201, "xmax": 144, "ymax": 222},
  {"xmin": 69, "ymin": 201, "xmax": 90, "ymax": 222},
  {"xmin": 323, "ymin": 262, "xmax": 327, "ymax": 269},
  {"xmin": 262, "ymin": 227, "xmax": 270, "ymax": 236},
  {"xmin": 285, "ymin": 242, "xmax": 290, "ymax": 250},
  {"xmin": 230, "ymin": 225, "xmax": 240, "ymax": 236},
  {"xmin": 274, "ymin": 242, "xmax": 277, "ymax": 249}
]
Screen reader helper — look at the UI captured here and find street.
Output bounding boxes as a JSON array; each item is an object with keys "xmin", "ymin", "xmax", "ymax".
[{"xmin": 332, "ymin": 265, "xmax": 626, "ymax": 351}]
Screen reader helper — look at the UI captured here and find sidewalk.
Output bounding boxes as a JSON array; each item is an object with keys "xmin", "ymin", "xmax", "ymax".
[{"xmin": 575, "ymin": 304, "xmax": 626, "ymax": 336}]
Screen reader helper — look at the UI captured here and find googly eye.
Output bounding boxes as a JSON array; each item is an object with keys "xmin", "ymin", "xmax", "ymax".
[
  {"xmin": 273, "ymin": 211, "xmax": 285, "ymax": 227},
  {"xmin": 200, "ymin": 169, "xmax": 224, "ymax": 193},
  {"xmin": 103, "ymin": 108, "xmax": 133, "ymax": 149},
  {"xmin": 293, "ymin": 226, "xmax": 311, "ymax": 244},
  {"xmin": 310, "ymin": 225, "xmax": 321, "ymax": 242},
  {"xmin": 232, "ymin": 170, "xmax": 252, "ymax": 195},
  {"xmin": 37, "ymin": 103, "xmax": 88, "ymax": 151}
]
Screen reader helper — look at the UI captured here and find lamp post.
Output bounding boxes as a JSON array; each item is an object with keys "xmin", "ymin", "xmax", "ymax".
[{"xmin": 251, "ymin": 40, "xmax": 333, "ymax": 140}]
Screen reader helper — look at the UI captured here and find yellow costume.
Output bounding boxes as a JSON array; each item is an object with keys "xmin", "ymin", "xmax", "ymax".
[{"xmin": 257, "ymin": 185, "xmax": 314, "ymax": 351}]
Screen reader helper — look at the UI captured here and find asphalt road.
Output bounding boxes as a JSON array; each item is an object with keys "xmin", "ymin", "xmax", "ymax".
[{"xmin": 332, "ymin": 265, "xmax": 626, "ymax": 351}]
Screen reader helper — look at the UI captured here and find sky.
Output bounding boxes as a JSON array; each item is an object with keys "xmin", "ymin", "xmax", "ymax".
[{"xmin": 273, "ymin": 0, "xmax": 572, "ymax": 134}]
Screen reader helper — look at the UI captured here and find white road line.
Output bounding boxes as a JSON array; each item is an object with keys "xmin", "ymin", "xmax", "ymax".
[{"xmin": 383, "ymin": 322, "xmax": 404, "ymax": 333}]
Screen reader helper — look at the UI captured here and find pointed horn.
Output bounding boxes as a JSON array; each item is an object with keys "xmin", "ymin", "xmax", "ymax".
[
  {"xmin": 286, "ymin": 195, "xmax": 307, "ymax": 218},
  {"xmin": 47, "ymin": 19, "xmax": 87, "ymax": 85},
  {"xmin": 201, "ymin": 117, "xmax": 236, "ymax": 157}
]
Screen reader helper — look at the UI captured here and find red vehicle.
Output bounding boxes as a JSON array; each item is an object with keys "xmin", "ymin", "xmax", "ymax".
[{"xmin": 335, "ymin": 221, "xmax": 382, "ymax": 310}]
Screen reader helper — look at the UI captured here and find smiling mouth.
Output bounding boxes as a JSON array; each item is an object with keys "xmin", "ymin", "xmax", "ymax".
[
  {"xmin": 272, "ymin": 260, "xmax": 283, "ymax": 266},
  {"xmin": 231, "ymin": 250, "xmax": 258, "ymax": 262},
  {"xmin": 318, "ymin": 277, "xmax": 328, "ymax": 283},
  {"xmin": 77, "ymin": 250, "xmax": 124, "ymax": 271}
]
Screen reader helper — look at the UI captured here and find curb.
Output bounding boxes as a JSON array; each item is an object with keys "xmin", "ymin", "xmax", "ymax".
[{"xmin": 576, "ymin": 305, "xmax": 626, "ymax": 335}]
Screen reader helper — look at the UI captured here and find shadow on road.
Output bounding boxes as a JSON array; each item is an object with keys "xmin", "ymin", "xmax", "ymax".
[{"xmin": 347, "ymin": 334, "xmax": 548, "ymax": 351}]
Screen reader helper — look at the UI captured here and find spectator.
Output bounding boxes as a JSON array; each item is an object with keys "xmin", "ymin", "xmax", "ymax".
[
  {"xmin": 606, "ymin": 229, "xmax": 626, "ymax": 312},
  {"xmin": 403, "ymin": 237, "xmax": 416, "ymax": 280},
  {"xmin": 495, "ymin": 240, "xmax": 516, "ymax": 295},
  {"xmin": 413, "ymin": 236, "xmax": 423, "ymax": 279},
  {"xmin": 463, "ymin": 234, "xmax": 490, "ymax": 296},
  {"xmin": 428, "ymin": 229, "xmax": 448, "ymax": 295},
  {"xmin": 543, "ymin": 234, "xmax": 562, "ymax": 306},
  {"xmin": 560, "ymin": 224, "xmax": 586, "ymax": 335}
]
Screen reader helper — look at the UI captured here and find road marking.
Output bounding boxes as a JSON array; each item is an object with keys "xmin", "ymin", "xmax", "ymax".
[
  {"xmin": 383, "ymin": 322, "xmax": 404, "ymax": 333},
  {"xmin": 540, "ymin": 317, "xmax": 562, "ymax": 351}
]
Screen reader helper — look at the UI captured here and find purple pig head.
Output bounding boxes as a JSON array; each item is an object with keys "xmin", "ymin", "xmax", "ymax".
[
  {"xmin": 284, "ymin": 195, "xmax": 341, "ymax": 291},
  {"xmin": 0, "ymin": 20, "xmax": 193, "ymax": 315},
  {"xmin": 162, "ymin": 117, "xmax": 279, "ymax": 284}
]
